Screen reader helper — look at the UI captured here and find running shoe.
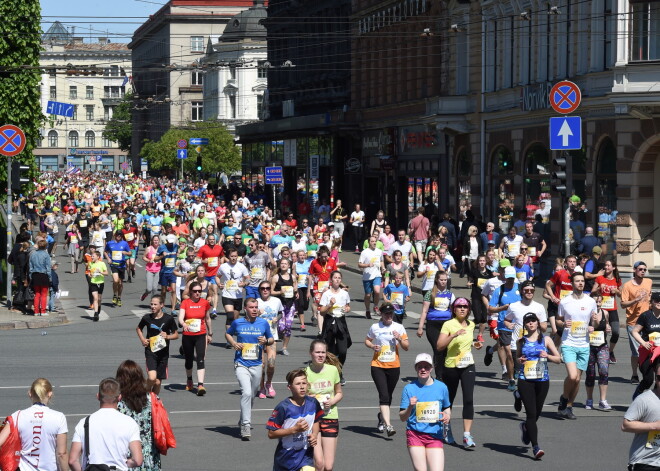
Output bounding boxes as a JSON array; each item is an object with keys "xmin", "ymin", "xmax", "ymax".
[
  {"xmin": 266, "ymin": 383, "xmax": 276, "ymax": 398},
  {"xmin": 93, "ymin": 312, "xmax": 99, "ymax": 322},
  {"xmin": 241, "ymin": 424, "xmax": 251, "ymax": 441},
  {"xmin": 112, "ymin": 296, "xmax": 117, "ymax": 305},
  {"xmin": 210, "ymin": 309, "xmax": 217, "ymax": 320},
  {"xmin": 507, "ymin": 380, "xmax": 517, "ymax": 392},
  {"xmin": 197, "ymin": 385, "xmax": 206, "ymax": 396},
  {"xmin": 140, "ymin": 292, "xmax": 148, "ymax": 301},
  {"xmin": 374, "ymin": 307, "xmax": 380, "ymax": 316},
  {"xmin": 258, "ymin": 388, "xmax": 267, "ymax": 399},
  {"xmin": 171, "ymin": 310, "xmax": 177, "ymax": 316},
  {"xmin": 282, "ymin": 348, "xmax": 290, "ymax": 356},
  {"xmin": 565, "ymin": 407, "xmax": 577, "ymax": 420},
  {"xmin": 386, "ymin": 425, "xmax": 396, "ymax": 437},
  {"xmin": 476, "ymin": 334, "xmax": 484, "ymax": 343},
  {"xmin": 185, "ymin": 380, "xmax": 194, "ymax": 391},
  {"xmin": 532, "ymin": 446, "xmax": 545, "ymax": 460},
  {"xmin": 514, "ymin": 390, "xmax": 522, "ymax": 412},
  {"xmin": 300, "ymin": 324, "xmax": 306, "ymax": 332},
  {"xmin": 463, "ymin": 433, "xmax": 475, "ymax": 448},
  {"xmin": 609, "ymin": 351, "xmax": 617, "ymax": 364},
  {"xmin": 116, "ymin": 298, "xmax": 122, "ymax": 307},
  {"xmin": 631, "ymin": 375, "xmax": 640, "ymax": 385},
  {"xmin": 340, "ymin": 375, "xmax": 346, "ymax": 386},
  {"xmin": 599, "ymin": 400, "xmax": 612, "ymax": 411},
  {"xmin": 519, "ymin": 422, "xmax": 530, "ymax": 445},
  {"xmin": 127, "ymin": 276, "xmax": 132, "ymax": 283},
  {"xmin": 585, "ymin": 399, "xmax": 593, "ymax": 410},
  {"xmin": 377, "ymin": 412, "xmax": 385, "ymax": 433},
  {"xmin": 444, "ymin": 423, "xmax": 455, "ymax": 444},
  {"xmin": 365, "ymin": 311, "xmax": 372, "ymax": 320},
  {"xmin": 484, "ymin": 346, "xmax": 494, "ymax": 366}
]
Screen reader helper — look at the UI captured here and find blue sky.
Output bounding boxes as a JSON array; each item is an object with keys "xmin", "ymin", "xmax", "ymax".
[{"xmin": 41, "ymin": 0, "xmax": 159, "ymax": 42}]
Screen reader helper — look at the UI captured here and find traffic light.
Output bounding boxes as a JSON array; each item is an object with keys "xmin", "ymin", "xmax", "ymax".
[
  {"xmin": 196, "ymin": 154, "xmax": 202, "ymax": 172},
  {"xmin": 552, "ymin": 154, "xmax": 572, "ymax": 194},
  {"xmin": 11, "ymin": 161, "xmax": 30, "ymax": 191}
]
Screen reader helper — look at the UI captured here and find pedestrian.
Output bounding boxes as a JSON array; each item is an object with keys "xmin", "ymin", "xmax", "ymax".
[
  {"xmin": 136, "ymin": 295, "xmax": 179, "ymax": 394},
  {"xmin": 0, "ymin": 378, "xmax": 68, "ymax": 471},
  {"xmin": 115, "ymin": 360, "xmax": 161, "ymax": 471},
  {"xmin": 47, "ymin": 260, "xmax": 59, "ymax": 313},
  {"xmin": 68, "ymin": 378, "xmax": 143, "ymax": 471},
  {"xmin": 409, "ymin": 207, "xmax": 430, "ymax": 265},
  {"xmin": 584, "ymin": 294, "xmax": 612, "ymax": 410},
  {"xmin": 105, "ymin": 231, "xmax": 131, "ymax": 307},
  {"xmin": 365, "ymin": 303, "xmax": 409, "ymax": 437},
  {"xmin": 226, "ymin": 297, "xmax": 274, "ymax": 440},
  {"xmin": 358, "ymin": 235, "xmax": 384, "ymax": 319},
  {"xmin": 399, "ymin": 353, "xmax": 451, "ymax": 471},
  {"xmin": 349, "ymin": 203, "xmax": 365, "ymax": 253},
  {"xmin": 329, "ymin": 199, "xmax": 348, "ymax": 242},
  {"xmin": 140, "ymin": 235, "xmax": 162, "ymax": 302},
  {"xmin": 305, "ymin": 340, "xmax": 343, "ymax": 471},
  {"xmin": 621, "ymin": 261, "xmax": 653, "ymax": 384},
  {"xmin": 178, "ymin": 281, "xmax": 212, "ymax": 396},
  {"xmin": 29, "ymin": 239, "xmax": 51, "ymax": 316},
  {"xmin": 319, "ymin": 270, "xmax": 352, "ymax": 383}
]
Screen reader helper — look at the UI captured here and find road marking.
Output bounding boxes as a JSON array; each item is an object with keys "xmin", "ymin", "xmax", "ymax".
[
  {"xmin": 136, "ymin": 262, "xmax": 143, "ymax": 268},
  {"xmin": 84, "ymin": 310, "xmax": 109, "ymax": 321},
  {"xmin": 132, "ymin": 309, "xmax": 149, "ymax": 318}
]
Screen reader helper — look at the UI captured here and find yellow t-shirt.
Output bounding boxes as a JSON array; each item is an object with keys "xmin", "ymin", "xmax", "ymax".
[{"xmin": 440, "ymin": 318, "xmax": 475, "ymax": 368}]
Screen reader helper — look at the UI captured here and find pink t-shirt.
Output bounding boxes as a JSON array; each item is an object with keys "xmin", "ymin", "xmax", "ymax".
[
  {"xmin": 145, "ymin": 246, "xmax": 162, "ymax": 273},
  {"xmin": 410, "ymin": 215, "xmax": 430, "ymax": 242}
]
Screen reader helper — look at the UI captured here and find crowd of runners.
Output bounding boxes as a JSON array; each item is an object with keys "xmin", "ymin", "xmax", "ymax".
[{"xmin": 4, "ymin": 170, "xmax": 660, "ymax": 471}]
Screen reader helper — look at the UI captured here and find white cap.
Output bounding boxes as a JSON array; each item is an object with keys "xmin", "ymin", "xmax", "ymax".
[
  {"xmin": 504, "ymin": 266, "xmax": 516, "ymax": 279},
  {"xmin": 414, "ymin": 353, "xmax": 434, "ymax": 366},
  {"xmin": 166, "ymin": 234, "xmax": 176, "ymax": 244}
]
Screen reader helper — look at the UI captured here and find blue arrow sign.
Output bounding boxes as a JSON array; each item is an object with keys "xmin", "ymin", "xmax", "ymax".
[
  {"xmin": 46, "ymin": 101, "xmax": 75, "ymax": 118},
  {"xmin": 189, "ymin": 138, "xmax": 209, "ymax": 145},
  {"xmin": 177, "ymin": 149, "xmax": 188, "ymax": 160},
  {"xmin": 549, "ymin": 116, "xmax": 582, "ymax": 150},
  {"xmin": 265, "ymin": 166, "xmax": 283, "ymax": 184}
]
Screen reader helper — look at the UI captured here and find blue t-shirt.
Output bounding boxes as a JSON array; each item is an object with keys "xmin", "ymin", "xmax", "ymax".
[
  {"xmin": 105, "ymin": 240, "xmax": 130, "ymax": 268},
  {"xmin": 490, "ymin": 284, "xmax": 521, "ymax": 332},
  {"xmin": 400, "ymin": 379, "xmax": 451, "ymax": 436},
  {"xmin": 222, "ymin": 225, "xmax": 239, "ymax": 237},
  {"xmin": 266, "ymin": 397, "xmax": 323, "ymax": 471},
  {"xmin": 515, "ymin": 265, "xmax": 532, "ymax": 282},
  {"xmin": 149, "ymin": 216, "xmax": 163, "ymax": 234},
  {"xmin": 227, "ymin": 317, "xmax": 273, "ymax": 367},
  {"xmin": 157, "ymin": 244, "xmax": 179, "ymax": 273},
  {"xmin": 295, "ymin": 259, "xmax": 312, "ymax": 288},
  {"xmin": 424, "ymin": 290, "xmax": 455, "ymax": 321},
  {"xmin": 518, "ymin": 337, "xmax": 550, "ymax": 381},
  {"xmin": 384, "ymin": 283, "xmax": 410, "ymax": 315},
  {"xmin": 270, "ymin": 234, "xmax": 291, "ymax": 250}
]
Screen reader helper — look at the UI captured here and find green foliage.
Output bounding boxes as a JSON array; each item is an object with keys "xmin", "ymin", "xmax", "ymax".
[
  {"xmin": 139, "ymin": 121, "xmax": 241, "ymax": 174},
  {"xmin": 103, "ymin": 92, "xmax": 133, "ymax": 153},
  {"xmin": 0, "ymin": 0, "xmax": 43, "ymax": 193}
]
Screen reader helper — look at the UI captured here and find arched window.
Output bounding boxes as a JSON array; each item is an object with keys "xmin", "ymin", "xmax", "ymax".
[
  {"xmin": 48, "ymin": 130, "xmax": 58, "ymax": 147},
  {"xmin": 523, "ymin": 144, "xmax": 550, "ymax": 220},
  {"xmin": 491, "ymin": 146, "xmax": 514, "ymax": 230},
  {"xmin": 456, "ymin": 148, "xmax": 472, "ymax": 215},
  {"xmin": 85, "ymin": 130, "xmax": 95, "ymax": 147},
  {"xmin": 595, "ymin": 138, "xmax": 617, "ymax": 242},
  {"xmin": 69, "ymin": 131, "xmax": 78, "ymax": 148}
]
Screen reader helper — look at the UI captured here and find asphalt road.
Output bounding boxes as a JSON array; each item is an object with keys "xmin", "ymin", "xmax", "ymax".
[{"xmin": 0, "ymin": 255, "xmax": 636, "ymax": 470}]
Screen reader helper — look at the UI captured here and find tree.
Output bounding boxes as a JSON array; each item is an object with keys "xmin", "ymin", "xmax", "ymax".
[
  {"xmin": 103, "ymin": 92, "xmax": 133, "ymax": 153},
  {"xmin": 0, "ymin": 0, "xmax": 42, "ymax": 193},
  {"xmin": 139, "ymin": 121, "xmax": 241, "ymax": 175}
]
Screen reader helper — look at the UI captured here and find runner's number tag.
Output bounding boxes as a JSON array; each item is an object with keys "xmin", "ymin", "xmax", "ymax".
[
  {"xmin": 149, "ymin": 335, "xmax": 167, "ymax": 353},
  {"xmin": 242, "ymin": 343, "xmax": 258, "ymax": 360},
  {"xmin": 416, "ymin": 401, "xmax": 440, "ymax": 423},
  {"xmin": 185, "ymin": 319, "xmax": 201, "ymax": 333}
]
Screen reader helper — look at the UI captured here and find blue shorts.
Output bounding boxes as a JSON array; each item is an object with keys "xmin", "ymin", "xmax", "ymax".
[
  {"xmin": 561, "ymin": 345, "xmax": 590, "ymax": 371},
  {"xmin": 130, "ymin": 247, "xmax": 139, "ymax": 259},
  {"xmin": 205, "ymin": 275, "xmax": 217, "ymax": 285},
  {"xmin": 159, "ymin": 271, "xmax": 177, "ymax": 287},
  {"xmin": 245, "ymin": 286, "xmax": 259, "ymax": 299},
  {"xmin": 362, "ymin": 277, "xmax": 382, "ymax": 295}
]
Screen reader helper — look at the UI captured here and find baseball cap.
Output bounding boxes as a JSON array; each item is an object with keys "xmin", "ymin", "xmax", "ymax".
[
  {"xmin": 592, "ymin": 246, "xmax": 602, "ymax": 255},
  {"xmin": 328, "ymin": 222, "xmax": 335, "ymax": 226},
  {"xmin": 634, "ymin": 261, "xmax": 647, "ymax": 269},
  {"xmin": 452, "ymin": 297, "xmax": 470, "ymax": 308},
  {"xmin": 414, "ymin": 353, "xmax": 434, "ymax": 367},
  {"xmin": 380, "ymin": 303, "xmax": 395, "ymax": 314},
  {"xmin": 523, "ymin": 312, "xmax": 539, "ymax": 323},
  {"xmin": 499, "ymin": 259, "xmax": 511, "ymax": 268},
  {"xmin": 504, "ymin": 266, "xmax": 516, "ymax": 279},
  {"xmin": 166, "ymin": 234, "xmax": 176, "ymax": 244}
]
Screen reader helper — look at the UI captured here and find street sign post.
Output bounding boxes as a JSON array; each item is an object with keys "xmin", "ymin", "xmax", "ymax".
[
  {"xmin": 190, "ymin": 138, "xmax": 209, "ymax": 145},
  {"xmin": 177, "ymin": 139, "xmax": 187, "ymax": 149},
  {"xmin": 549, "ymin": 116, "xmax": 582, "ymax": 150},
  {"xmin": 265, "ymin": 166, "xmax": 283, "ymax": 217},
  {"xmin": 549, "ymin": 81, "xmax": 581, "ymax": 114},
  {"xmin": 46, "ymin": 101, "xmax": 75, "ymax": 118},
  {"xmin": 177, "ymin": 149, "xmax": 188, "ymax": 160}
]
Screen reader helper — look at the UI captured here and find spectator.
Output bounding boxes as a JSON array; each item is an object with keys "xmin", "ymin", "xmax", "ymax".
[
  {"xmin": 409, "ymin": 207, "xmax": 430, "ymax": 265},
  {"xmin": 29, "ymin": 239, "xmax": 51, "ymax": 316},
  {"xmin": 578, "ymin": 227, "xmax": 602, "ymax": 256},
  {"xmin": 479, "ymin": 222, "xmax": 501, "ymax": 254}
]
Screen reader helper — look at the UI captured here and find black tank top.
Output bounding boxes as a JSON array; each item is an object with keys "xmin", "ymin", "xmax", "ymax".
[{"xmin": 276, "ymin": 273, "xmax": 295, "ymax": 308}]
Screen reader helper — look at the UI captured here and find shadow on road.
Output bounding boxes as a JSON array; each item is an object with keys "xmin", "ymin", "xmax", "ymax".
[
  {"xmin": 476, "ymin": 409, "xmax": 519, "ymax": 420},
  {"xmin": 343, "ymin": 424, "xmax": 393, "ymax": 440},
  {"xmin": 482, "ymin": 442, "xmax": 529, "ymax": 458},
  {"xmin": 205, "ymin": 426, "xmax": 241, "ymax": 439}
]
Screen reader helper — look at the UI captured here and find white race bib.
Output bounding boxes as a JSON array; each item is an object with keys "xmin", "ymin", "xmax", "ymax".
[
  {"xmin": 570, "ymin": 321, "xmax": 587, "ymax": 337},
  {"xmin": 455, "ymin": 350, "xmax": 474, "ymax": 368},
  {"xmin": 297, "ymin": 274, "xmax": 307, "ymax": 285},
  {"xmin": 647, "ymin": 431, "xmax": 660, "ymax": 449},
  {"xmin": 111, "ymin": 251, "xmax": 122, "ymax": 261},
  {"xmin": 507, "ymin": 243, "xmax": 519, "ymax": 257},
  {"xmin": 317, "ymin": 280, "xmax": 329, "ymax": 292},
  {"xmin": 282, "ymin": 286, "xmax": 294, "ymax": 298},
  {"xmin": 523, "ymin": 360, "xmax": 546, "ymax": 380},
  {"xmin": 332, "ymin": 304, "xmax": 344, "ymax": 317},
  {"xmin": 516, "ymin": 272, "xmax": 527, "ymax": 283},
  {"xmin": 589, "ymin": 331, "xmax": 605, "ymax": 346},
  {"xmin": 79, "ymin": 220, "xmax": 87, "ymax": 228},
  {"xmin": 528, "ymin": 247, "xmax": 537, "ymax": 257},
  {"xmin": 377, "ymin": 344, "xmax": 396, "ymax": 363},
  {"xmin": 415, "ymin": 401, "xmax": 440, "ymax": 423},
  {"xmin": 390, "ymin": 292, "xmax": 403, "ymax": 306},
  {"xmin": 477, "ymin": 278, "xmax": 487, "ymax": 288},
  {"xmin": 242, "ymin": 343, "xmax": 258, "ymax": 360},
  {"xmin": 560, "ymin": 289, "xmax": 572, "ymax": 299},
  {"xmin": 207, "ymin": 257, "xmax": 218, "ymax": 268},
  {"xmin": 649, "ymin": 332, "xmax": 660, "ymax": 347},
  {"xmin": 165, "ymin": 257, "xmax": 175, "ymax": 268},
  {"xmin": 70, "ymin": 236, "xmax": 78, "ymax": 244},
  {"xmin": 225, "ymin": 280, "xmax": 238, "ymax": 291},
  {"xmin": 601, "ymin": 296, "xmax": 614, "ymax": 310},
  {"xmin": 185, "ymin": 319, "xmax": 201, "ymax": 333},
  {"xmin": 251, "ymin": 267, "xmax": 265, "ymax": 279},
  {"xmin": 151, "ymin": 225, "xmax": 161, "ymax": 234},
  {"xmin": 149, "ymin": 335, "xmax": 167, "ymax": 353},
  {"xmin": 124, "ymin": 232, "xmax": 134, "ymax": 242},
  {"xmin": 434, "ymin": 297, "xmax": 449, "ymax": 310}
]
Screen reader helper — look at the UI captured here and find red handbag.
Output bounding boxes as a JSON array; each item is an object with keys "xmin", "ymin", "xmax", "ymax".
[
  {"xmin": 151, "ymin": 393, "xmax": 176, "ymax": 455},
  {"xmin": 0, "ymin": 412, "xmax": 21, "ymax": 471}
]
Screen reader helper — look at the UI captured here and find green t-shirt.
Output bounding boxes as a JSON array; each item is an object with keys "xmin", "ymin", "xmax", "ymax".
[
  {"xmin": 305, "ymin": 364, "xmax": 341, "ymax": 420},
  {"xmin": 440, "ymin": 318, "xmax": 476, "ymax": 368},
  {"xmin": 89, "ymin": 261, "xmax": 106, "ymax": 284}
]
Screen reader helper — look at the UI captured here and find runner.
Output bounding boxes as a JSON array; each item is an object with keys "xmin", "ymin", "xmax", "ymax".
[
  {"xmin": 631, "ymin": 291, "xmax": 660, "ymax": 397},
  {"xmin": 155, "ymin": 234, "xmax": 179, "ymax": 315},
  {"xmin": 197, "ymin": 234, "xmax": 225, "ymax": 318},
  {"xmin": 218, "ymin": 248, "xmax": 250, "ymax": 340},
  {"xmin": 66, "ymin": 223, "xmax": 82, "ymax": 274},
  {"xmin": 256, "ymin": 280, "xmax": 284, "ymax": 399},
  {"xmin": 383, "ymin": 270, "xmax": 411, "ymax": 324},
  {"xmin": 87, "ymin": 250, "xmax": 108, "ymax": 321},
  {"xmin": 104, "ymin": 231, "xmax": 131, "ymax": 307},
  {"xmin": 140, "ymin": 235, "xmax": 162, "ymax": 302},
  {"xmin": 358, "ymin": 235, "xmax": 384, "ymax": 319},
  {"xmin": 417, "ymin": 248, "xmax": 441, "ymax": 297},
  {"xmin": 178, "ymin": 281, "xmax": 212, "ymax": 396},
  {"xmin": 592, "ymin": 259, "xmax": 621, "ymax": 364},
  {"xmin": 121, "ymin": 219, "xmax": 139, "ymax": 282},
  {"xmin": 244, "ymin": 238, "xmax": 271, "ymax": 300},
  {"xmin": 621, "ymin": 261, "xmax": 653, "ymax": 384},
  {"xmin": 584, "ymin": 294, "xmax": 612, "ymax": 410},
  {"xmin": 271, "ymin": 257, "xmax": 298, "ymax": 355},
  {"xmin": 295, "ymin": 249, "xmax": 312, "ymax": 331},
  {"xmin": 365, "ymin": 302, "xmax": 409, "ymax": 437},
  {"xmin": 545, "ymin": 254, "xmax": 578, "ymax": 346},
  {"xmin": 466, "ymin": 254, "xmax": 493, "ymax": 342},
  {"xmin": 383, "ymin": 249, "xmax": 411, "ymax": 289},
  {"xmin": 319, "ymin": 270, "xmax": 352, "ymax": 384},
  {"xmin": 308, "ymin": 247, "xmax": 338, "ymax": 334}
]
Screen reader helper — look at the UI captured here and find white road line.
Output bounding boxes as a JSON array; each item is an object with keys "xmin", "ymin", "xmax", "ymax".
[
  {"xmin": 132, "ymin": 309, "xmax": 149, "ymax": 318},
  {"xmin": 84, "ymin": 310, "xmax": 109, "ymax": 321},
  {"xmin": 352, "ymin": 310, "xmax": 421, "ymax": 320},
  {"xmin": 136, "ymin": 262, "xmax": 143, "ymax": 268}
]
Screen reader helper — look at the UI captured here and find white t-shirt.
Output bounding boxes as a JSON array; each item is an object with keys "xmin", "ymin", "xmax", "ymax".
[
  {"xmin": 505, "ymin": 300, "xmax": 547, "ymax": 349},
  {"xmin": 351, "ymin": 211, "xmax": 365, "ymax": 227},
  {"xmin": 367, "ymin": 321, "xmax": 407, "ymax": 361},
  {"xmin": 72, "ymin": 408, "xmax": 140, "ymax": 471},
  {"xmin": 320, "ymin": 288, "xmax": 351, "ymax": 317},
  {"xmin": 12, "ymin": 404, "xmax": 67, "ymax": 471},
  {"xmin": 218, "ymin": 262, "xmax": 249, "ymax": 299},
  {"xmin": 359, "ymin": 247, "xmax": 383, "ymax": 281},
  {"xmin": 559, "ymin": 294, "xmax": 597, "ymax": 348},
  {"xmin": 292, "ymin": 240, "xmax": 306, "ymax": 253},
  {"xmin": 388, "ymin": 240, "xmax": 414, "ymax": 264},
  {"xmin": 258, "ymin": 296, "xmax": 283, "ymax": 341},
  {"xmin": 503, "ymin": 235, "xmax": 524, "ymax": 258},
  {"xmin": 418, "ymin": 261, "xmax": 440, "ymax": 291}
]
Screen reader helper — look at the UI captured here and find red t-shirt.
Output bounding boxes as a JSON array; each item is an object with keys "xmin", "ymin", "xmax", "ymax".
[
  {"xmin": 180, "ymin": 298, "xmax": 211, "ymax": 335},
  {"xmin": 309, "ymin": 258, "xmax": 337, "ymax": 290},
  {"xmin": 122, "ymin": 227, "xmax": 139, "ymax": 249},
  {"xmin": 283, "ymin": 219, "xmax": 298, "ymax": 230},
  {"xmin": 197, "ymin": 244, "xmax": 224, "ymax": 277},
  {"xmin": 550, "ymin": 269, "xmax": 573, "ymax": 300},
  {"xmin": 595, "ymin": 275, "xmax": 621, "ymax": 311}
]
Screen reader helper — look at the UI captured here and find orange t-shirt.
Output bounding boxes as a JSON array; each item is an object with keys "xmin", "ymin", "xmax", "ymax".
[{"xmin": 622, "ymin": 278, "xmax": 653, "ymax": 325}]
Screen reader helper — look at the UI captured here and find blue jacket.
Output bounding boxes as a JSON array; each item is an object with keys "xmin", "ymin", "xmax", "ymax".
[
  {"xmin": 29, "ymin": 250, "xmax": 52, "ymax": 278},
  {"xmin": 479, "ymin": 231, "xmax": 501, "ymax": 253}
]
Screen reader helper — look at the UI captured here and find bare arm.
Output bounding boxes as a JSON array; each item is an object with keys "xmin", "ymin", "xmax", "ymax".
[
  {"xmin": 68, "ymin": 442, "xmax": 82, "ymax": 471},
  {"xmin": 126, "ymin": 439, "xmax": 143, "ymax": 468},
  {"xmin": 622, "ymin": 418, "xmax": 660, "ymax": 434},
  {"xmin": 56, "ymin": 433, "xmax": 69, "ymax": 471}
]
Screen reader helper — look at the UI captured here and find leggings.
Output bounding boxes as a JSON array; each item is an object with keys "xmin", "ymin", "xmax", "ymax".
[
  {"xmin": 370, "ymin": 366, "xmax": 400, "ymax": 406},
  {"xmin": 517, "ymin": 379, "xmax": 550, "ymax": 447},
  {"xmin": 145, "ymin": 271, "xmax": 160, "ymax": 297},
  {"xmin": 607, "ymin": 310, "xmax": 620, "ymax": 345},
  {"xmin": 33, "ymin": 284, "xmax": 49, "ymax": 315},
  {"xmin": 182, "ymin": 334, "xmax": 207, "ymax": 370},
  {"xmin": 443, "ymin": 364, "xmax": 475, "ymax": 420},
  {"xmin": 585, "ymin": 344, "xmax": 609, "ymax": 387},
  {"xmin": 353, "ymin": 225, "xmax": 364, "ymax": 248},
  {"xmin": 278, "ymin": 303, "xmax": 296, "ymax": 337},
  {"xmin": 425, "ymin": 319, "xmax": 448, "ymax": 379}
]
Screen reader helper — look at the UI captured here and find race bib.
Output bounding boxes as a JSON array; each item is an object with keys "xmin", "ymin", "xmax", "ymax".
[
  {"xmin": 332, "ymin": 304, "xmax": 344, "ymax": 317},
  {"xmin": 317, "ymin": 281, "xmax": 329, "ymax": 292},
  {"xmin": 27, "ymin": 203, "xmax": 33, "ymax": 209},
  {"xmin": 516, "ymin": 272, "xmax": 527, "ymax": 283},
  {"xmin": 415, "ymin": 401, "xmax": 440, "ymax": 423},
  {"xmin": 315, "ymin": 393, "xmax": 331, "ymax": 408},
  {"xmin": 646, "ymin": 430, "xmax": 660, "ymax": 449},
  {"xmin": 477, "ymin": 278, "xmax": 487, "ymax": 288},
  {"xmin": 601, "ymin": 296, "xmax": 614, "ymax": 310},
  {"xmin": 523, "ymin": 360, "xmax": 545, "ymax": 380},
  {"xmin": 527, "ymin": 247, "xmax": 537, "ymax": 257},
  {"xmin": 242, "ymin": 343, "xmax": 258, "ymax": 360},
  {"xmin": 401, "ymin": 254, "xmax": 409, "ymax": 263},
  {"xmin": 370, "ymin": 256, "xmax": 380, "ymax": 266},
  {"xmin": 165, "ymin": 257, "xmax": 175, "ymax": 268},
  {"xmin": 297, "ymin": 274, "xmax": 307, "ymax": 285},
  {"xmin": 71, "ymin": 236, "xmax": 78, "ymax": 244},
  {"xmin": 434, "ymin": 297, "xmax": 450, "ymax": 310},
  {"xmin": 185, "ymin": 319, "xmax": 201, "ymax": 333},
  {"xmin": 251, "ymin": 267, "xmax": 265, "ymax": 279},
  {"xmin": 378, "ymin": 344, "xmax": 396, "ymax": 363},
  {"xmin": 426, "ymin": 268, "xmax": 438, "ymax": 279},
  {"xmin": 79, "ymin": 220, "xmax": 87, "ymax": 228},
  {"xmin": 649, "ymin": 332, "xmax": 660, "ymax": 347},
  {"xmin": 390, "ymin": 292, "xmax": 403, "ymax": 306},
  {"xmin": 282, "ymin": 286, "xmax": 294, "ymax": 298},
  {"xmin": 225, "ymin": 280, "xmax": 238, "ymax": 291},
  {"xmin": 111, "ymin": 251, "xmax": 122, "ymax": 261},
  {"xmin": 589, "ymin": 331, "xmax": 605, "ymax": 346},
  {"xmin": 151, "ymin": 225, "xmax": 161, "ymax": 234},
  {"xmin": 507, "ymin": 243, "xmax": 519, "ymax": 256},
  {"xmin": 455, "ymin": 350, "xmax": 474, "ymax": 368},
  {"xmin": 560, "ymin": 289, "xmax": 572, "ymax": 299},
  {"xmin": 149, "ymin": 335, "xmax": 167, "ymax": 353},
  {"xmin": 570, "ymin": 321, "xmax": 587, "ymax": 337},
  {"xmin": 124, "ymin": 232, "xmax": 134, "ymax": 241},
  {"xmin": 207, "ymin": 257, "xmax": 219, "ymax": 267}
]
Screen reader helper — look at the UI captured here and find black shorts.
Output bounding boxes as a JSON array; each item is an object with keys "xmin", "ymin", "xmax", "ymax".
[
  {"xmin": 319, "ymin": 418, "xmax": 339, "ymax": 438},
  {"xmin": 145, "ymin": 349, "xmax": 169, "ymax": 380},
  {"xmin": 547, "ymin": 301, "xmax": 558, "ymax": 317},
  {"xmin": 498, "ymin": 330, "xmax": 512, "ymax": 347},
  {"xmin": 110, "ymin": 266, "xmax": 126, "ymax": 280},
  {"xmin": 89, "ymin": 282, "xmax": 105, "ymax": 294},
  {"xmin": 222, "ymin": 297, "xmax": 243, "ymax": 311}
]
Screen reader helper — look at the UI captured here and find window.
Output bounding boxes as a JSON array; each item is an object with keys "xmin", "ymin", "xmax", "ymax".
[
  {"xmin": 104, "ymin": 65, "xmax": 120, "ymax": 77},
  {"xmin": 595, "ymin": 138, "xmax": 617, "ymax": 242},
  {"xmin": 257, "ymin": 94, "xmax": 264, "ymax": 118},
  {"xmin": 48, "ymin": 66, "xmax": 56, "ymax": 78},
  {"xmin": 103, "ymin": 136, "xmax": 112, "ymax": 147},
  {"xmin": 257, "ymin": 61, "xmax": 268, "ymax": 79},
  {"xmin": 86, "ymin": 86, "xmax": 94, "ymax": 99},
  {"xmin": 69, "ymin": 131, "xmax": 79, "ymax": 147},
  {"xmin": 72, "ymin": 105, "xmax": 78, "ymax": 121},
  {"xmin": 491, "ymin": 146, "xmax": 514, "ymax": 228},
  {"xmin": 69, "ymin": 86, "xmax": 77, "ymax": 99},
  {"xmin": 191, "ymin": 71, "xmax": 203, "ymax": 86},
  {"xmin": 104, "ymin": 105, "xmax": 114, "ymax": 121},
  {"xmin": 191, "ymin": 101, "xmax": 203, "ymax": 121},
  {"xmin": 104, "ymin": 86, "xmax": 124, "ymax": 98},
  {"xmin": 85, "ymin": 105, "xmax": 94, "ymax": 121},
  {"xmin": 49, "ymin": 86, "xmax": 56, "ymax": 99},
  {"xmin": 229, "ymin": 95, "xmax": 236, "ymax": 118},
  {"xmin": 229, "ymin": 65, "xmax": 237, "ymax": 80},
  {"xmin": 85, "ymin": 131, "xmax": 95, "ymax": 147},
  {"xmin": 48, "ymin": 130, "xmax": 58, "ymax": 147},
  {"xmin": 523, "ymin": 144, "xmax": 551, "ymax": 218},
  {"xmin": 191, "ymin": 36, "xmax": 204, "ymax": 52}
]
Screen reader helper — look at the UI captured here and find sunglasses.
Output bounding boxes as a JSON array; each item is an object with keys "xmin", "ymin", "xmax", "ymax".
[
  {"xmin": 191, "ymin": 289, "xmax": 202, "ymax": 293},
  {"xmin": 416, "ymin": 365, "xmax": 432, "ymax": 371},
  {"xmin": 638, "ymin": 268, "xmax": 647, "ymax": 272},
  {"xmin": 522, "ymin": 289, "xmax": 535, "ymax": 293},
  {"xmin": 260, "ymin": 287, "xmax": 271, "ymax": 291}
]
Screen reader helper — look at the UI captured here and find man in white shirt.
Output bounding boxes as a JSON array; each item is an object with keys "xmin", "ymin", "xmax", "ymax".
[
  {"xmin": 69, "ymin": 378, "xmax": 143, "ymax": 471},
  {"xmin": 358, "ymin": 236, "xmax": 384, "ymax": 319},
  {"xmin": 504, "ymin": 280, "xmax": 548, "ymax": 351},
  {"xmin": 386, "ymin": 229, "xmax": 416, "ymax": 265}
]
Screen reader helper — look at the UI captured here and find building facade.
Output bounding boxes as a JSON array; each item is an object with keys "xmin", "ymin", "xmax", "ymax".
[{"xmin": 36, "ymin": 22, "xmax": 132, "ymax": 172}]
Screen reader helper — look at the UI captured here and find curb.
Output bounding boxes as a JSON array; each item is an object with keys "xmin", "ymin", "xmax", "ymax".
[{"xmin": 0, "ymin": 313, "xmax": 69, "ymax": 330}]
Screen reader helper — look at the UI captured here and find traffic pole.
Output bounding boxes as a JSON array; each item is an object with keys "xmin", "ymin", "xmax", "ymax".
[{"xmin": 6, "ymin": 156, "xmax": 12, "ymax": 307}]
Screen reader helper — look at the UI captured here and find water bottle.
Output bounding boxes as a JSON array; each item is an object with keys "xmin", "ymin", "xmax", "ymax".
[{"xmin": 41, "ymin": 331, "xmax": 48, "ymax": 336}]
